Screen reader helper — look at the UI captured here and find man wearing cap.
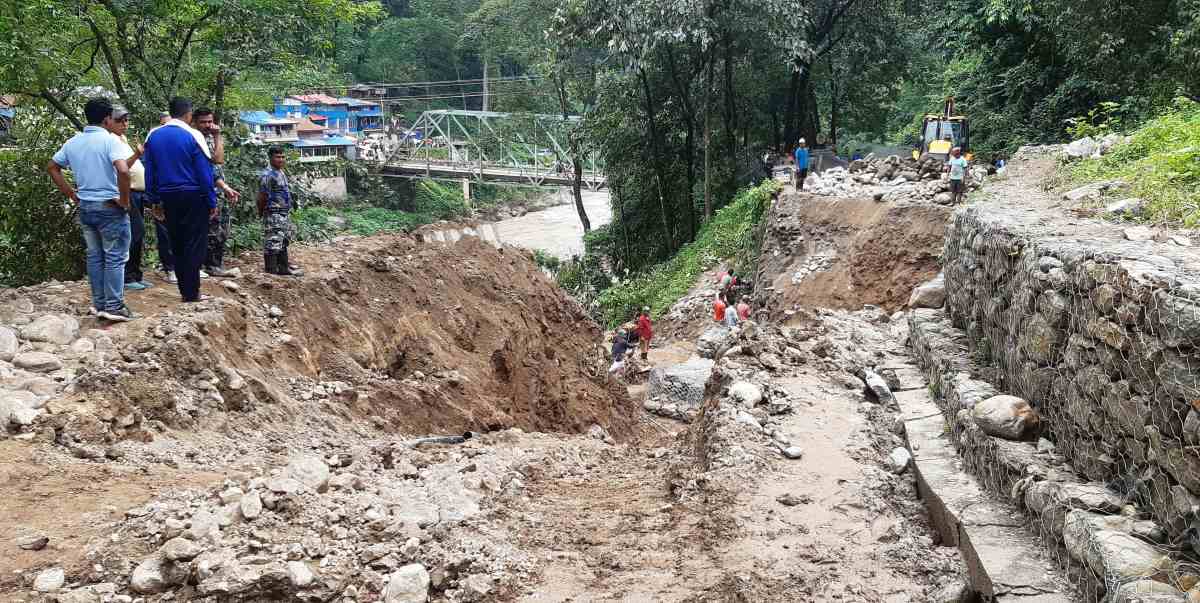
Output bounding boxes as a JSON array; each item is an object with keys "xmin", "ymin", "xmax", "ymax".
[
  {"xmin": 104, "ymin": 106, "xmax": 153, "ymax": 291},
  {"xmin": 46, "ymin": 98, "xmax": 136, "ymax": 321},
  {"xmin": 636, "ymin": 307, "xmax": 653, "ymax": 361},
  {"xmin": 142, "ymin": 97, "xmax": 215, "ymax": 303}
]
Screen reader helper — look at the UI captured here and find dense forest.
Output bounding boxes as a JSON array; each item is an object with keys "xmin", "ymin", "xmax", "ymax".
[{"xmin": 3, "ymin": 0, "xmax": 1200, "ymax": 285}]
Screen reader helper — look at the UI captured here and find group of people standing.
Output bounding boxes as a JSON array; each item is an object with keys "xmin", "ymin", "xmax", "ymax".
[
  {"xmin": 713, "ymin": 269, "xmax": 750, "ymax": 327},
  {"xmin": 47, "ymin": 96, "xmax": 301, "ymax": 322}
]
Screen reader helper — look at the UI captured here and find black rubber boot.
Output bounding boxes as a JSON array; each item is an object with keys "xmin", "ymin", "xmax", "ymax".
[
  {"xmin": 264, "ymin": 252, "xmax": 281, "ymax": 275},
  {"xmin": 281, "ymin": 247, "xmax": 304, "ymax": 276}
]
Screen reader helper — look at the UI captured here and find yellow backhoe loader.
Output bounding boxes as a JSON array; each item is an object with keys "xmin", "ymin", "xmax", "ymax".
[{"xmin": 913, "ymin": 97, "xmax": 971, "ymax": 162}]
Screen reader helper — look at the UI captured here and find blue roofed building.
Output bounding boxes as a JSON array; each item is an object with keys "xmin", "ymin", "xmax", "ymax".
[
  {"xmin": 272, "ymin": 94, "xmax": 382, "ymax": 135},
  {"xmin": 239, "ymin": 111, "xmax": 299, "ymax": 144}
]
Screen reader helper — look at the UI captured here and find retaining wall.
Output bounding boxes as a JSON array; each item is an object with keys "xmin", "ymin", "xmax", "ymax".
[{"xmin": 940, "ymin": 204, "xmax": 1200, "ymax": 543}]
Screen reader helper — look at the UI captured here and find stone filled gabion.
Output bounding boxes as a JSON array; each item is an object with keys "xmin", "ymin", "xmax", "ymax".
[
  {"xmin": 941, "ymin": 204, "xmax": 1200, "ymax": 542},
  {"xmin": 647, "ymin": 358, "xmax": 715, "ymax": 408}
]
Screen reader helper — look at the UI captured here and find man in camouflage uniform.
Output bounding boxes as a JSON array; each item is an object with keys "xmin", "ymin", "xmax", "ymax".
[
  {"xmin": 257, "ymin": 147, "xmax": 302, "ymax": 276},
  {"xmin": 192, "ymin": 108, "xmax": 240, "ymax": 277}
]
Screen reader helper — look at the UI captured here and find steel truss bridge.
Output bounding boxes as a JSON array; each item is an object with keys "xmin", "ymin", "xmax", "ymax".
[{"xmin": 375, "ymin": 109, "xmax": 607, "ymax": 191}]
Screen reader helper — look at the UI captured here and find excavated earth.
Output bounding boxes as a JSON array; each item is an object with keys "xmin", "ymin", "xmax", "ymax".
[{"xmin": 0, "ymin": 181, "xmax": 982, "ymax": 602}]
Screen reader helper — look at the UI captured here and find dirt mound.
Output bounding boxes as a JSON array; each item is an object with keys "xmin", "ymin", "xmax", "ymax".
[
  {"xmin": 755, "ymin": 192, "xmax": 949, "ymax": 317},
  {"xmin": 38, "ymin": 233, "xmax": 634, "ymax": 449}
]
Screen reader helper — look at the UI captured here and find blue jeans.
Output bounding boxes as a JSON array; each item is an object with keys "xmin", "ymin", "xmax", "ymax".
[{"xmin": 78, "ymin": 203, "xmax": 131, "ymax": 311}]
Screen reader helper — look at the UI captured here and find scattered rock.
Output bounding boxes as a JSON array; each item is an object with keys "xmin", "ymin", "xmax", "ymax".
[
  {"xmin": 780, "ymin": 446, "xmax": 804, "ymax": 460},
  {"xmin": 33, "ymin": 567, "xmax": 65, "ymax": 592},
  {"xmin": 887, "ymin": 447, "xmax": 912, "ymax": 474},
  {"xmin": 12, "ymin": 352, "xmax": 62, "ymax": 373},
  {"xmin": 908, "ymin": 273, "xmax": 946, "ymax": 309},
  {"xmin": 268, "ymin": 306, "xmax": 284, "ymax": 318},
  {"xmin": 69, "ymin": 338, "xmax": 95, "ymax": 354},
  {"xmin": 459, "ymin": 574, "xmax": 493, "ymax": 601},
  {"xmin": 383, "ymin": 563, "xmax": 430, "ymax": 603},
  {"xmin": 728, "ymin": 381, "xmax": 764, "ymax": 407},
  {"xmin": 130, "ymin": 557, "xmax": 170, "ymax": 594},
  {"xmin": 1111, "ymin": 580, "xmax": 1186, "ymax": 602},
  {"xmin": 285, "ymin": 455, "xmax": 331, "ymax": 492},
  {"xmin": 776, "ymin": 493, "xmax": 807, "ymax": 506},
  {"xmin": 20, "ymin": 314, "xmax": 79, "ymax": 345},
  {"xmin": 0, "ymin": 326, "xmax": 17, "ymax": 361},
  {"xmin": 1063, "ymin": 136, "xmax": 1098, "ymax": 159},
  {"xmin": 862, "ymin": 369, "xmax": 895, "ymax": 405},
  {"xmin": 971, "ymin": 395, "xmax": 1039, "ymax": 440},
  {"xmin": 286, "ymin": 560, "xmax": 315, "ymax": 589},
  {"xmin": 221, "ymin": 280, "xmax": 241, "ymax": 291},
  {"xmin": 1124, "ymin": 226, "xmax": 1156, "ymax": 242},
  {"xmin": 160, "ymin": 537, "xmax": 203, "ymax": 562},
  {"xmin": 17, "ymin": 533, "xmax": 48, "ymax": 551},
  {"xmin": 240, "ymin": 490, "xmax": 263, "ymax": 520},
  {"xmin": 1105, "ymin": 198, "xmax": 1144, "ymax": 217}
]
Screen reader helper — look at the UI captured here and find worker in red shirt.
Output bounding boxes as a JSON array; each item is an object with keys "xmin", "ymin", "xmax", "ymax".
[
  {"xmin": 636, "ymin": 306, "xmax": 653, "ymax": 360},
  {"xmin": 714, "ymin": 294, "xmax": 727, "ymax": 323}
]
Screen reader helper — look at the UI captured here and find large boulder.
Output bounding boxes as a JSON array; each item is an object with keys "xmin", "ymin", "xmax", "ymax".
[
  {"xmin": 647, "ymin": 358, "xmax": 714, "ymax": 408},
  {"xmin": 285, "ymin": 455, "xmax": 331, "ymax": 492},
  {"xmin": 1063, "ymin": 510, "xmax": 1174, "ymax": 583},
  {"xmin": 20, "ymin": 314, "xmax": 79, "ymax": 345},
  {"xmin": 971, "ymin": 395, "xmax": 1039, "ymax": 440},
  {"xmin": 696, "ymin": 326, "xmax": 733, "ymax": 359},
  {"xmin": 383, "ymin": 564, "xmax": 430, "ymax": 603},
  {"xmin": 908, "ymin": 273, "xmax": 946, "ymax": 309},
  {"xmin": 1111, "ymin": 580, "xmax": 1186, "ymax": 603},
  {"xmin": 0, "ymin": 326, "xmax": 17, "ymax": 361},
  {"xmin": 1063, "ymin": 136, "xmax": 1098, "ymax": 159},
  {"xmin": 12, "ymin": 352, "xmax": 62, "ymax": 373},
  {"xmin": 727, "ymin": 381, "xmax": 764, "ymax": 407}
]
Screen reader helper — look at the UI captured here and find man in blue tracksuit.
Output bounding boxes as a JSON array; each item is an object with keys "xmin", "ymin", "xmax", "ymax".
[
  {"xmin": 142, "ymin": 97, "xmax": 215, "ymax": 303},
  {"xmin": 793, "ymin": 137, "xmax": 810, "ymax": 191}
]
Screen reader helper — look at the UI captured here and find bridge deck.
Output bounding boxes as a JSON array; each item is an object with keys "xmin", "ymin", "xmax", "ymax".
[{"xmin": 379, "ymin": 160, "xmax": 607, "ymax": 188}]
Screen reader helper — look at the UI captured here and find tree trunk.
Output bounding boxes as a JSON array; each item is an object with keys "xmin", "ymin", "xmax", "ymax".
[
  {"xmin": 571, "ymin": 160, "xmax": 590, "ymax": 232},
  {"xmin": 704, "ymin": 55, "xmax": 714, "ymax": 220},
  {"xmin": 214, "ymin": 68, "xmax": 228, "ymax": 123},
  {"xmin": 556, "ymin": 75, "xmax": 591, "ymax": 233},
  {"xmin": 828, "ymin": 65, "xmax": 839, "ymax": 150},
  {"xmin": 664, "ymin": 45, "xmax": 697, "ymax": 241},
  {"xmin": 722, "ymin": 32, "xmax": 737, "ymax": 155},
  {"xmin": 638, "ymin": 67, "xmax": 676, "ymax": 255},
  {"xmin": 481, "ymin": 54, "xmax": 490, "ymax": 112}
]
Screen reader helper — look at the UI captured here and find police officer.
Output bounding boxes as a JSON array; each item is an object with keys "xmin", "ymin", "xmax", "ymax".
[{"xmin": 256, "ymin": 147, "xmax": 303, "ymax": 276}]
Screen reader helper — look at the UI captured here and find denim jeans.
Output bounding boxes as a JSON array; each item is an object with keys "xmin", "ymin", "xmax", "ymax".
[{"xmin": 78, "ymin": 203, "xmax": 130, "ymax": 311}]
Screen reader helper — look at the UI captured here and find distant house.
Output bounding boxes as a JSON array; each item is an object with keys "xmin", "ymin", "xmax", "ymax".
[
  {"xmin": 273, "ymin": 94, "xmax": 382, "ymax": 135},
  {"xmin": 239, "ymin": 111, "xmax": 299, "ymax": 144},
  {"xmin": 292, "ymin": 117, "xmax": 356, "ymax": 162},
  {"xmin": 0, "ymin": 96, "xmax": 15, "ymax": 141}
]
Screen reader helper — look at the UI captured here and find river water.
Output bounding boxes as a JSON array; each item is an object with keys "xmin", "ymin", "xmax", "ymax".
[{"xmin": 492, "ymin": 189, "xmax": 612, "ymax": 259}]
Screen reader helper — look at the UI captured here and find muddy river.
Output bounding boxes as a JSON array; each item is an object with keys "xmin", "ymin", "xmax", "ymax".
[{"xmin": 492, "ymin": 189, "xmax": 611, "ymax": 259}]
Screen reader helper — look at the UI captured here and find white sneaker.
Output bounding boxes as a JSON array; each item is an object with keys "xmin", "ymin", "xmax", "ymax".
[
  {"xmin": 200, "ymin": 270, "xmax": 210, "ymax": 279},
  {"xmin": 161, "ymin": 270, "xmax": 178, "ymax": 284}
]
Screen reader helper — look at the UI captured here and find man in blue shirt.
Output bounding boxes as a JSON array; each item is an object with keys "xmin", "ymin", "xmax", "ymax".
[
  {"xmin": 142, "ymin": 97, "xmax": 216, "ymax": 303},
  {"xmin": 47, "ymin": 98, "xmax": 136, "ymax": 321},
  {"xmin": 793, "ymin": 138, "xmax": 810, "ymax": 191}
]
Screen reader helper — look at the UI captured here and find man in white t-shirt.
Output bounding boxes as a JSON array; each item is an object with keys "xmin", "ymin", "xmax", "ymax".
[
  {"xmin": 947, "ymin": 147, "xmax": 969, "ymax": 205},
  {"xmin": 105, "ymin": 106, "xmax": 152, "ymax": 290}
]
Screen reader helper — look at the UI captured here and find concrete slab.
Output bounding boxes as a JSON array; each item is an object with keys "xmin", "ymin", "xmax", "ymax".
[{"xmin": 901, "ymin": 368, "xmax": 1074, "ymax": 601}]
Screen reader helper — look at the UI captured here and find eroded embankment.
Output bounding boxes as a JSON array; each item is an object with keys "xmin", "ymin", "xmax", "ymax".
[
  {"xmin": 756, "ymin": 192, "xmax": 949, "ymax": 318},
  {"xmin": 9, "ymin": 233, "xmax": 635, "ymax": 449}
]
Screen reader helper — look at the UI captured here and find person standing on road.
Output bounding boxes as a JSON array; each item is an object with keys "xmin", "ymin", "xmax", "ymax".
[
  {"xmin": 636, "ymin": 307, "xmax": 653, "ymax": 361},
  {"xmin": 736, "ymin": 296, "xmax": 751, "ymax": 321},
  {"xmin": 105, "ymin": 106, "xmax": 153, "ymax": 292},
  {"xmin": 192, "ymin": 108, "xmax": 241, "ymax": 277},
  {"xmin": 793, "ymin": 138, "xmax": 810, "ymax": 191},
  {"xmin": 947, "ymin": 147, "xmax": 968, "ymax": 205},
  {"xmin": 609, "ymin": 329, "xmax": 630, "ymax": 375},
  {"xmin": 46, "ymin": 98, "xmax": 136, "ymax": 321},
  {"xmin": 258, "ymin": 147, "xmax": 302, "ymax": 276},
  {"xmin": 142, "ymin": 97, "xmax": 216, "ymax": 303}
]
